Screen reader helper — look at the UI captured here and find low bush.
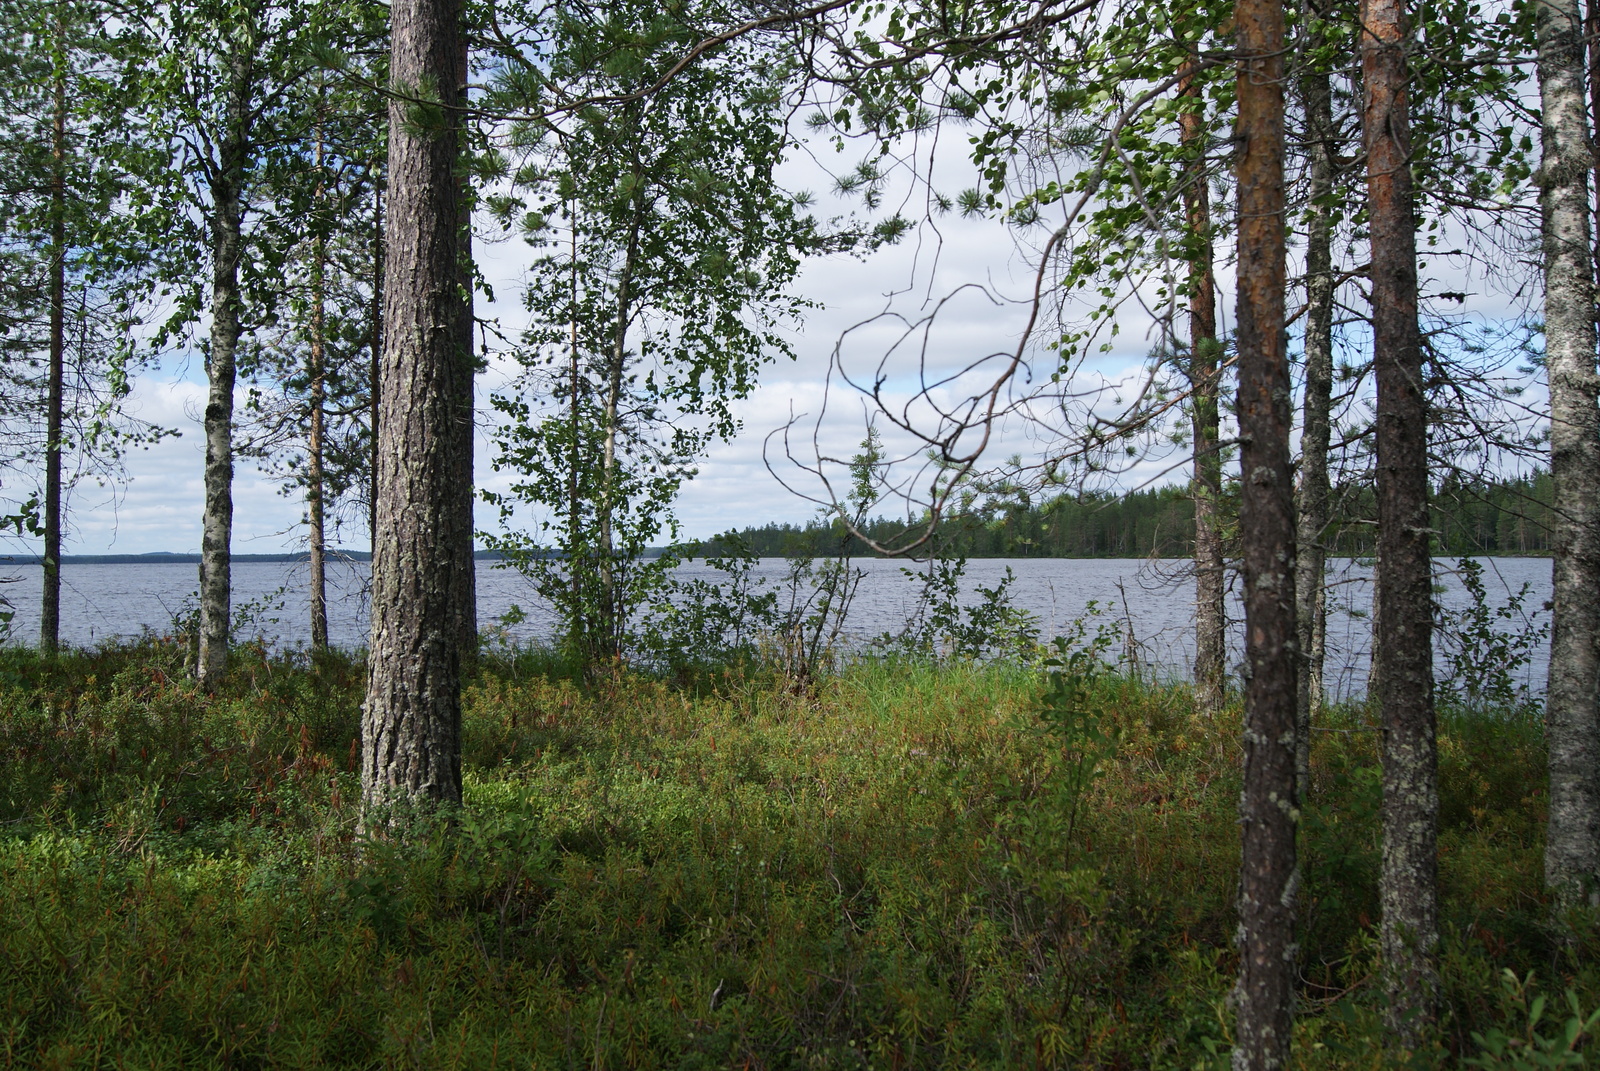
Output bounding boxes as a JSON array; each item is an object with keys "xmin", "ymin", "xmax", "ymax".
[{"xmin": 0, "ymin": 639, "xmax": 1582, "ymax": 1068}]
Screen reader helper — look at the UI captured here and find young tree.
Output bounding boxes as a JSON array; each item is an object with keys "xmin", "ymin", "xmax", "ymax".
[
  {"xmin": 244, "ymin": 18, "xmax": 387, "ymax": 649},
  {"xmin": 1178, "ymin": 49, "xmax": 1227, "ymax": 719},
  {"xmin": 137, "ymin": 0, "xmax": 318, "ymax": 683},
  {"xmin": 484, "ymin": 0, "xmax": 812, "ymax": 673},
  {"xmin": 0, "ymin": 0, "xmax": 164, "ymax": 651},
  {"xmin": 1293, "ymin": 0, "xmax": 1344, "ymax": 798}
]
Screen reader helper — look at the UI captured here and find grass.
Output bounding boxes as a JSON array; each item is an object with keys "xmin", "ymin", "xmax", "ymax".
[{"xmin": 0, "ymin": 637, "xmax": 1587, "ymax": 1068}]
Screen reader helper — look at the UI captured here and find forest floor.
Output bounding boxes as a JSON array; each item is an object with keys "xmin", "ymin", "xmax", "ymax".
[{"xmin": 0, "ymin": 638, "xmax": 1583, "ymax": 1069}]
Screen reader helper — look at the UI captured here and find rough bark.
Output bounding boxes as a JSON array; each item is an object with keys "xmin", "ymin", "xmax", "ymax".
[
  {"xmin": 369, "ymin": 184, "xmax": 383, "ymax": 551},
  {"xmin": 1180, "ymin": 57, "xmax": 1226, "ymax": 718},
  {"xmin": 362, "ymin": 0, "xmax": 470, "ymax": 815},
  {"xmin": 1589, "ymin": 0, "xmax": 1600, "ymax": 283},
  {"xmin": 453, "ymin": 28, "xmax": 477, "ymax": 659},
  {"xmin": 42, "ymin": 12, "xmax": 65, "ymax": 655},
  {"xmin": 1230, "ymin": 0, "xmax": 1299, "ymax": 1065},
  {"xmin": 196, "ymin": 41, "xmax": 254, "ymax": 687},
  {"xmin": 1539, "ymin": 0, "xmax": 1600, "ymax": 909},
  {"xmin": 1295, "ymin": 31, "xmax": 1338, "ymax": 802},
  {"xmin": 1362, "ymin": 0, "xmax": 1438, "ymax": 1043}
]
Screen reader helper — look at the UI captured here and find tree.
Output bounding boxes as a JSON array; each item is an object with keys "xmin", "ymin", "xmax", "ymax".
[
  {"xmin": 484, "ymin": 0, "xmax": 812, "ymax": 672},
  {"xmin": 1362, "ymin": 0, "xmax": 1438, "ymax": 1041},
  {"xmin": 0, "ymin": 0, "xmax": 165, "ymax": 651},
  {"xmin": 1229, "ymin": 0, "xmax": 1299, "ymax": 1064},
  {"xmin": 360, "ymin": 0, "xmax": 471, "ymax": 813},
  {"xmin": 1293, "ymin": 0, "xmax": 1344, "ymax": 799},
  {"xmin": 1536, "ymin": 0, "xmax": 1600, "ymax": 911},
  {"xmin": 1178, "ymin": 46, "xmax": 1227, "ymax": 718},
  {"xmin": 137, "ymin": 0, "xmax": 319, "ymax": 683},
  {"xmin": 243, "ymin": 15, "xmax": 387, "ymax": 649}
]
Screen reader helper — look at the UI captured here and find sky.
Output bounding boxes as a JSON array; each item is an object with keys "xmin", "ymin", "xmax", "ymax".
[{"xmin": 18, "ymin": 100, "xmax": 1544, "ymax": 558}]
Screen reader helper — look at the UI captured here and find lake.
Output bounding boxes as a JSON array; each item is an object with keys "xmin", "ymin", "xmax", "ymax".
[{"xmin": 0, "ymin": 555, "xmax": 1553, "ymax": 701}]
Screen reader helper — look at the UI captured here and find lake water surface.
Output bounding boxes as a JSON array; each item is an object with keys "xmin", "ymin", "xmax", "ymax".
[{"xmin": 0, "ymin": 555, "xmax": 1552, "ymax": 701}]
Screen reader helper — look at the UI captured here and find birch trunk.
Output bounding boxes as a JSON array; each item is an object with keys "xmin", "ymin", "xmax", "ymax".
[
  {"xmin": 196, "ymin": 40, "xmax": 254, "ymax": 687},
  {"xmin": 596, "ymin": 212, "xmax": 640, "ymax": 667},
  {"xmin": 1363, "ymin": 0, "xmax": 1439, "ymax": 1041},
  {"xmin": 1180, "ymin": 57, "xmax": 1226, "ymax": 718},
  {"xmin": 1538, "ymin": 0, "xmax": 1600, "ymax": 909},
  {"xmin": 362, "ymin": 0, "xmax": 469, "ymax": 815},
  {"xmin": 308, "ymin": 116, "xmax": 328, "ymax": 651},
  {"xmin": 1230, "ymin": 0, "xmax": 1299, "ymax": 1064},
  {"xmin": 1296, "ymin": 35, "xmax": 1338, "ymax": 801},
  {"xmin": 42, "ymin": 9, "xmax": 65, "ymax": 655}
]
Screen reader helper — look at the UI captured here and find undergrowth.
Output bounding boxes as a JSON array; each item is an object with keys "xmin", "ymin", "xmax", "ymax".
[{"xmin": 0, "ymin": 638, "xmax": 1585, "ymax": 1068}]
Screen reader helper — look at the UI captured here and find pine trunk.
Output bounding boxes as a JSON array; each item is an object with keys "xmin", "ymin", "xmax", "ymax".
[
  {"xmin": 362, "ymin": 0, "xmax": 470, "ymax": 815},
  {"xmin": 1539, "ymin": 0, "xmax": 1600, "ymax": 909},
  {"xmin": 1180, "ymin": 58, "xmax": 1226, "ymax": 718},
  {"xmin": 453, "ymin": 28, "xmax": 477, "ymax": 660},
  {"xmin": 196, "ymin": 44, "xmax": 253, "ymax": 688},
  {"xmin": 1363, "ymin": 0, "xmax": 1439, "ymax": 1042},
  {"xmin": 1230, "ymin": 0, "xmax": 1299, "ymax": 1065},
  {"xmin": 369, "ymin": 184, "xmax": 383, "ymax": 551}
]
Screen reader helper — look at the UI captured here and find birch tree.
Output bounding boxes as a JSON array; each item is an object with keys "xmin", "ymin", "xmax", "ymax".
[
  {"xmin": 0, "ymin": 0, "xmax": 166, "ymax": 650},
  {"xmin": 1536, "ymin": 0, "xmax": 1600, "ymax": 911},
  {"xmin": 484, "ymin": 0, "xmax": 812, "ymax": 672}
]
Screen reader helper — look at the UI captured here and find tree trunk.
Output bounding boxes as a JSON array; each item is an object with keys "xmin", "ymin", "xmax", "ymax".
[
  {"xmin": 1588, "ymin": 0, "xmax": 1600, "ymax": 282},
  {"xmin": 362, "ymin": 0, "xmax": 469, "ymax": 815},
  {"xmin": 196, "ymin": 41, "xmax": 254, "ymax": 687},
  {"xmin": 1295, "ymin": 29, "xmax": 1338, "ymax": 801},
  {"xmin": 42, "ymin": 7, "xmax": 65, "ymax": 655},
  {"xmin": 1180, "ymin": 56, "xmax": 1226, "ymax": 718},
  {"xmin": 1230, "ymin": 0, "xmax": 1299, "ymax": 1065},
  {"xmin": 453, "ymin": 28, "xmax": 477, "ymax": 660},
  {"xmin": 370, "ymin": 183, "xmax": 383, "ymax": 552},
  {"xmin": 1539, "ymin": 0, "xmax": 1600, "ymax": 910},
  {"xmin": 308, "ymin": 114, "xmax": 328, "ymax": 651},
  {"xmin": 568, "ymin": 212, "xmax": 583, "ymax": 650},
  {"xmin": 596, "ymin": 213, "xmax": 640, "ymax": 667},
  {"xmin": 1363, "ymin": 0, "xmax": 1439, "ymax": 1042}
]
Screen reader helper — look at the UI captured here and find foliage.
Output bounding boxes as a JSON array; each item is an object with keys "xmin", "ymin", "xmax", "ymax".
[
  {"xmin": 1466, "ymin": 972, "xmax": 1600, "ymax": 1069},
  {"xmin": 0, "ymin": 633, "xmax": 1576, "ymax": 1067},
  {"xmin": 483, "ymin": 0, "xmax": 814, "ymax": 673},
  {"xmin": 1435, "ymin": 557, "xmax": 1549, "ymax": 714},
  {"xmin": 0, "ymin": 0, "xmax": 172, "ymax": 520},
  {"xmin": 633, "ymin": 531, "xmax": 778, "ymax": 680},
  {"xmin": 731, "ymin": 471, "xmax": 1557, "ymax": 561},
  {"xmin": 879, "ymin": 553, "xmax": 1041, "ymax": 661}
]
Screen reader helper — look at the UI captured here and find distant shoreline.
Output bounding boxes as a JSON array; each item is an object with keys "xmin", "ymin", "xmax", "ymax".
[{"xmin": 0, "ymin": 548, "xmax": 1557, "ymax": 566}]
